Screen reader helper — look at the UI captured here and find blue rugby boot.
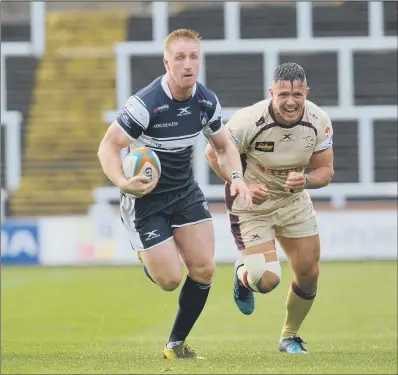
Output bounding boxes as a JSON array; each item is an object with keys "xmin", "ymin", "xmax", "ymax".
[
  {"xmin": 279, "ymin": 336, "xmax": 308, "ymax": 354},
  {"xmin": 233, "ymin": 259, "xmax": 255, "ymax": 315}
]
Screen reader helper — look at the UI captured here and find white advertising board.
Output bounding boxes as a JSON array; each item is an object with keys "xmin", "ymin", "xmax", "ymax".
[
  {"xmin": 39, "ymin": 214, "xmax": 138, "ymax": 266},
  {"xmin": 39, "ymin": 210, "xmax": 397, "ymax": 266}
]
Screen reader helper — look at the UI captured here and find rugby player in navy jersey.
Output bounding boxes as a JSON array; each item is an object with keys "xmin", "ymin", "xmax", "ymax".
[{"xmin": 98, "ymin": 29, "xmax": 252, "ymax": 359}]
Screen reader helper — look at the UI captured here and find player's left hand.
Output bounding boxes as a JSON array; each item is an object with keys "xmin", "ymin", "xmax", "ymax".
[
  {"xmin": 284, "ymin": 172, "xmax": 307, "ymax": 193},
  {"xmin": 230, "ymin": 179, "xmax": 253, "ymax": 210}
]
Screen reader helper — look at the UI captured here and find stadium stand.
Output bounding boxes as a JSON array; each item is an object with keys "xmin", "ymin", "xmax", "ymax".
[
  {"xmin": 6, "ymin": 10, "xmax": 128, "ymax": 216},
  {"xmin": 1, "ymin": 1, "xmax": 397, "ymax": 217}
]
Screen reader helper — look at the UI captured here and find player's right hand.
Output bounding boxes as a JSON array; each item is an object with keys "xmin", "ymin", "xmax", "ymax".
[
  {"xmin": 230, "ymin": 178, "xmax": 253, "ymax": 210},
  {"xmin": 248, "ymin": 183, "xmax": 269, "ymax": 205},
  {"xmin": 119, "ymin": 175, "xmax": 158, "ymax": 197}
]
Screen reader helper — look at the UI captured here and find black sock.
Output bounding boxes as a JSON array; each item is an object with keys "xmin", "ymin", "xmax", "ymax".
[{"xmin": 168, "ymin": 275, "xmax": 211, "ymax": 344}]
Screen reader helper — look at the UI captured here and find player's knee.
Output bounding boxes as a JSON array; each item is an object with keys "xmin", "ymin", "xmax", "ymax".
[
  {"xmin": 156, "ymin": 275, "xmax": 182, "ymax": 291},
  {"xmin": 297, "ymin": 261, "xmax": 319, "ymax": 281},
  {"xmin": 244, "ymin": 253, "xmax": 281, "ymax": 294},
  {"xmin": 188, "ymin": 261, "xmax": 215, "ymax": 285}
]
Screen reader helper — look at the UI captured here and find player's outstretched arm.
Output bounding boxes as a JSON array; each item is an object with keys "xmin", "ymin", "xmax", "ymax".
[
  {"xmin": 205, "ymin": 107, "xmax": 250, "ymax": 184},
  {"xmin": 98, "ymin": 122, "xmax": 157, "ymax": 196},
  {"xmin": 205, "ymin": 142, "xmax": 229, "ymax": 183},
  {"xmin": 205, "ymin": 127, "xmax": 244, "ymax": 184}
]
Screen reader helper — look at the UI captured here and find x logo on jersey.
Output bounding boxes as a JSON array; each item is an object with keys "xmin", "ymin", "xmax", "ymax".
[
  {"xmin": 282, "ymin": 134, "xmax": 293, "ymax": 140},
  {"xmin": 177, "ymin": 107, "xmax": 191, "ymax": 116}
]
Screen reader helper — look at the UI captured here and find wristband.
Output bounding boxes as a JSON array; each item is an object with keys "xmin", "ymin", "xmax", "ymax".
[
  {"xmin": 229, "ymin": 171, "xmax": 244, "ymax": 182},
  {"xmin": 304, "ymin": 174, "xmax": 309, "ymax": 189}
]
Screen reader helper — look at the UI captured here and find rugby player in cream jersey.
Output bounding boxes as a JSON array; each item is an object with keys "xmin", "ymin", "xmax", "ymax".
[{"xmin": 205, "ymin": 62, "xmax": 334, "ymax": 354}]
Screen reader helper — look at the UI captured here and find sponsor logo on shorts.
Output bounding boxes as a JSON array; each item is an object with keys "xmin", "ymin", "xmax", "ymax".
[
  {"xmin": 153, "ymin": 104, "xmax": 169, "ymax": 113},
  {"xmin": 143, "ymin": 230, "xmax": 160, "ymax": 241},
  {"xmin": 255, "ymin": 141, "xmax": 274, "ymax": 152},
  {"xmin": 153, "ymin": 121, "xmax": 178, "ymax": 128},
  {"xmin": 146, "ymin": 138, "xmax": 162, "ymax": 148},
  {"xmin": 249, "ymin": 234, "xmax": 262, "ymax": 242},
  {"xmin": 311, "ymin": 217, "xmax": 318, "ymax": 232}
]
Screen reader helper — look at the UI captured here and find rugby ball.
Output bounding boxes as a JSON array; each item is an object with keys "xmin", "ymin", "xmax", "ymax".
[{"xmin": 122, "ymin": 147, "xmax": 161, "ymax": 181}]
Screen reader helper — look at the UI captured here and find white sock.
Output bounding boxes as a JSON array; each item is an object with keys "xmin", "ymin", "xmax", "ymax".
[{"xmin": 166, "ymin": 340, "xmax": 184, "ymax": 349}]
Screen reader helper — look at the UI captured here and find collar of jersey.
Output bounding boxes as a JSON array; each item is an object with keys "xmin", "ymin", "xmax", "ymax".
[
  {"xmin": 268, "ymin": 100, "xmax": 304, "ymax": 128},
  {"xmin": 161, "ymin": 74, "xmax": 197, "ymax": 101}
]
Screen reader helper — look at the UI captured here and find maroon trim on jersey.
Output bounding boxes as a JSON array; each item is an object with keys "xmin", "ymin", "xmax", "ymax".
[
  {"xmin": 300, "ymin": 122, "xmax": 318, "ymax": 136},
  {"xmin": 249, "ymin": 123, "xmax": 279, "ymax": 145},
  {"xmin": 269, "ymin": 101, "xmax": 318, "ymax": 135},
  {"xmin": 229, "ymin": 213, "xmax": 245, "ymax": 250},
  {"xmin": 225, "ymin": 154, "xmax": 247, "ymax": 251},
  {"xmin": 249, "ymin": 102, "xmax": 318, "ymax": 145},
  {"xmin": 225, "ymin": 183, "xmax": 234, "ymax": 211}
]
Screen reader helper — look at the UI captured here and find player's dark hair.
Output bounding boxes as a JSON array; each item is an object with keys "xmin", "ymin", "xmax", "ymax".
[{"xmin": 273, "ymin": 62, "xmax": 306, "ymax": 85}]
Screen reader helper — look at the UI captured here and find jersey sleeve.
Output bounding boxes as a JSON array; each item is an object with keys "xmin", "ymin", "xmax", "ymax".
[
  {"xmin": 224, "ymin": 109, "xmax": 252, "ymax": 154},
  {"xmin": 313, "ymin": 115, "xmax": 333, "ymax": 153},
  {"xmin": 115, "ymin": 95, "xmax": 150, "ymax": 141},
  {"xmin": 202, "ymin": 95, "xmax": 223, "ymax": 137}
]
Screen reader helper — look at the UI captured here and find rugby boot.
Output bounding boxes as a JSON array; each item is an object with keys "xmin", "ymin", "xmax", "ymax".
[
  {"xmin": 279, "ymin": 336, "xmax": 308, "ymax": 354},
  {"xmin": 163, "ymin": 342, "xmax": 205, "ymax": 359},
  {"xmin": 233, "ymin": 259, "xmax": 255, "ymax": 315}
]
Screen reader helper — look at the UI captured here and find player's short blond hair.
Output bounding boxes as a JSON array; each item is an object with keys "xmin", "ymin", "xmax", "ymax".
[{"xmin": 164, "ymin": 29, "xmax": 202, "ymax": 52}]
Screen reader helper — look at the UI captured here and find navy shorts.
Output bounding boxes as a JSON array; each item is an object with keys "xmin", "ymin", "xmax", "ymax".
[{"xmin": 120, "ymin": 183, "xmax": 212, "ymax": 251}]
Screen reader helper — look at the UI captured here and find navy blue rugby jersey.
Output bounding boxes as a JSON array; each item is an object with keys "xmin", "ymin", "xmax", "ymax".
[{"xmin": 116, "ymin": 75, "xmax": 223, "ymax": 194}]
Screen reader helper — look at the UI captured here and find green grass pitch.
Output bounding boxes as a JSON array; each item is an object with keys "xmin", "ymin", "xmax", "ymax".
[{"xmin": 1, "ymin": 261, "xmax": 397, "ymax": 374}]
